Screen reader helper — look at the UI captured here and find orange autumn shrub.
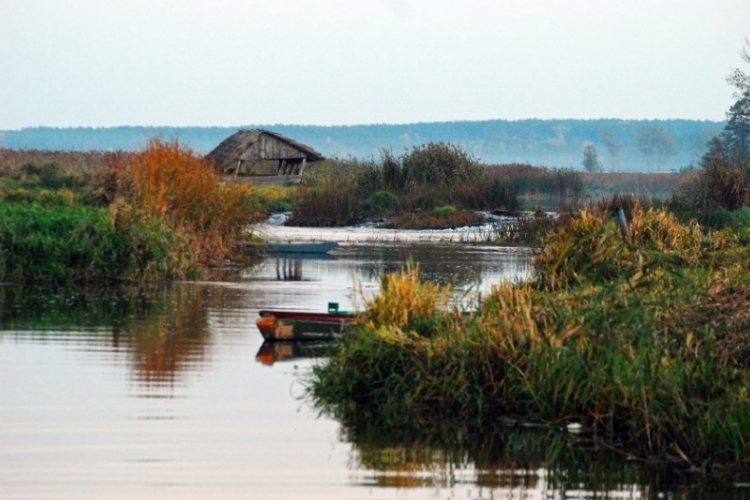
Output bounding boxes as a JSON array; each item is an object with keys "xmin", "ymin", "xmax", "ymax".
[{"xmin": 123, "ymin": 139, "xmax": 263, "ymax": 265}]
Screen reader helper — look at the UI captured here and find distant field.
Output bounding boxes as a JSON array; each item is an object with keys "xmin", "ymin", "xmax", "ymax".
[
  {"xmin": 583, "ymin": 171, "xmax": 689, "ymax": 200},
  {"xmin": 0, "ymin": 148, "xmax": 120, "ymax": 174},
  {"xmin": 0, "ymin": 148, "xmax": 688, "ymax": 206}
]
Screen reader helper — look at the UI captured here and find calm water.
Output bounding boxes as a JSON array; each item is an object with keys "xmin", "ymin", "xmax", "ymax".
[{"xmin": 0, "ymin": 243, "xmax": 744, "ymax": 499}]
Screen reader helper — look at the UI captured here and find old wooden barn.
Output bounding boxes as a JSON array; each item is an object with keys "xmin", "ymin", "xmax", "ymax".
[{"xmin": 205, "ymin": 129, "xmax": 325, "ymax": 180}]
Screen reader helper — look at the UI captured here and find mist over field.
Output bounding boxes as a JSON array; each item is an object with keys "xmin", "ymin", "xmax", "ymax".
[{"xmin": 0, "ymin": 118, "xmax": 724, "ymax": 172}]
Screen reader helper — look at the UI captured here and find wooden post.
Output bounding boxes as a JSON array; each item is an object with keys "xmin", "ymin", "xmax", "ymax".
[
  {"xmin": 298, "ymin": 157, "xmax": 307, "ymax": 175},
  {"xmin": 233, "ymin": 159, "xmax": 242, "ymax": 180},
  {"xmin": 616, "ymin": 208, "xmax": 630, "ymax": 244}
]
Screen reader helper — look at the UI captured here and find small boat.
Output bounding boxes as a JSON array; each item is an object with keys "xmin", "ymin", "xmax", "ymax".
[
  {"xmin": 239, "ymin": 241, "xmax": 339, "ymax": 257},
  {"xmin": 266, "ymin": 241, "xmax": 338, "ymax": 254},
  {"xmin": 256, "ymin": 303, "xmax": 356, "ymax": 341}
]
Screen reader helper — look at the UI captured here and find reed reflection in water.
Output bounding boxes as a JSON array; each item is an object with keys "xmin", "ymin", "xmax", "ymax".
[{"xmin": 321, "ymin": 406, "xmax": 748, "ymax": 497}]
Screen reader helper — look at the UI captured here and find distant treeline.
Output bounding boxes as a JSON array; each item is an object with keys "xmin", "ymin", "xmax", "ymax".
[{"xmin": 0, "ymin": 119, "xmax": 724, "ymax": 172}]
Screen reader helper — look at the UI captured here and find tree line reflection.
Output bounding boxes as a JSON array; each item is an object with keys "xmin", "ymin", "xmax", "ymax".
[{"xmin": 0, "ymin": 283, "xmax": 251, "ymax": 388}]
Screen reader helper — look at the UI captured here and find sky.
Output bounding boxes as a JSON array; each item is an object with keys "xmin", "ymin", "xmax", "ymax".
[{"xmin": 1, "ymin": 0, "xmax": 749, "ymax": 130}]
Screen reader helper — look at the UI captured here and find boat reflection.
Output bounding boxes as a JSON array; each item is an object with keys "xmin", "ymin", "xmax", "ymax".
[{"xmin": 255, "ymin": 340, "xmax": 330, "ymax": 366}]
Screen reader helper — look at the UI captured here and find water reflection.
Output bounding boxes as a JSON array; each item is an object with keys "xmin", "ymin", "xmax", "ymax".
[
  {"xmin": 0, "ymin": 244, "xmax": 745, "ymax": 498},
  {"xmin": 0, "ymin": 243, "xmax": 528, "ymax": 391},
  {"xmin": 255, "ymin": 341, "xmax": 330, "ymax": 366},
  {"xmin": 334, "ymin": 416, "xmax": 747, "ymax": 497},
  {"xmin": 0, "ymin": 284, "xmax": 242, "ymax": 389},
  {"xmin": 246, "ymin": 243, "xmax": 531, "ymax": 295}
]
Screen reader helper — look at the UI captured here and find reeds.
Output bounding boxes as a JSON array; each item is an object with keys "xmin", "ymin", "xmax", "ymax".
[
  {"xmin": 0, "ymin": 148, "xmax": 117, "ymax": 175},
  {"xmin": 0, "ymin": 139, "xmax": 264, "ymax": 282},
  {"xmin": 311, "ymin": 203, "xmax": 750, "ymax": 467},
  {"xmin": 288, "ymin": 147, "xmax": 519, "ymax": 227},
  {"xmin": 485, "ymin": 163, "xmax": 584, "ymax": 198},
  {"xmin": 386, "ymin": 210, "xmax": 485, "ymax": 230}
]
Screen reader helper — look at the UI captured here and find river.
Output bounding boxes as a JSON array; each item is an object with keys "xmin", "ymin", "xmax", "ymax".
[{"xmin": 0, "ymin": 237, "xmax": 744, "ymax": 499}]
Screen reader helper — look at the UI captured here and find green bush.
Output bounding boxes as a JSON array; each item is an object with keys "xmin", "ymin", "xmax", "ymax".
[
  {"xmin": 429, "ymin": 205, "xmax": 456, "ymax": 217},
  {"xmin": 703, "ymin": 207, "xmax": 750, "ymax": 230},
  {"xmin": 0, "ymin": 202, "xmax": 191, "ymax": 283},
  {"xmin": 361, "ymin": 191, "xmax": 399, "ymax": 218}
]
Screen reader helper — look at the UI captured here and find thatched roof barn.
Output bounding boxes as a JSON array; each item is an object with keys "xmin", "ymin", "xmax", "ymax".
[{"xmin": 205, "ymin": 129, "xmax": 325, "ymax": 178}]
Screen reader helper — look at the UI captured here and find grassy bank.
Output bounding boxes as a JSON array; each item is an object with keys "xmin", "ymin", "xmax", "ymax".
[
  {"xmin": 0, "ymin": 140, "xmax": 264, "ymax": 283},
  {"xmin": 286, "ymin": 145, "xmax": 692, "ymax": 228},
  {"xmin": 0, "ymin": 202, "xmax": 189, "ymax": 282},
  {"xmin": 311, "ymin": 204, "xmax": 750, "ymax": 468},
  {"xmin": 287, "ymin": 144, "xmax": 520, "ymax": 227}
]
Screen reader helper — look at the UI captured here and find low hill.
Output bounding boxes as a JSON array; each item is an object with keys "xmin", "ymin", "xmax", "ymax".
[{"xmin": 0, "ymin": 119, "xmax": 724, "ymax": 172}]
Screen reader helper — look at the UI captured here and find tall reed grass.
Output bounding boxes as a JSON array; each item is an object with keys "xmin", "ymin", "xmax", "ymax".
[
  {"xmin": 312, "ymin": 203, "xmax": 750, "ymax": 467},
  {"xmin": 289, "ymin": 145, "xmax": 519, "ymax": 227},
  {"xmin": 485, "ymin": 163, "xmax": 584, "ymax": 198}
]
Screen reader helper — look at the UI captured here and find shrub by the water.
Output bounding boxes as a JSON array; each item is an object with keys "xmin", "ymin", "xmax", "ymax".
[
  {"xmin": 289, "ymin": 144, "xmax": 519, "ymax": 227},
  {"xmin": 124, "ymin": 139, "xmax": 263, "ymax": 265},
  {"xmin": 670, "ymin": 149, "xmax": 750, "ymax": 229},
  {"xmin": 312, "ymin": 203, "xmax": 750, "ymax": 467},
  {"xmin": 429, "ymin": 205, "xmax": 456, "ymax": 217},
  {"xmin": 0, "ymin": 202, "xmax": 187, "ymax": 282},
  {"xmin": 0, "ymin": 139, "xmax": 263, "ymax": 283},
  {"xmin": 91, "ymin": 139, "xmax": 264, "ymax": 267},
  {"xmin": 286, "ymin": 160, "xmax": 364, "ymax": 226}
]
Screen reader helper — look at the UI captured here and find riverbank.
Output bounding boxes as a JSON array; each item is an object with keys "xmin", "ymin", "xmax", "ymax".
[
  {"xmin": 0, "ymin": 140, "xmax": 264, "ymax": 283},
  {"xmin": 310, "ymin": 204, "xmax": 750, "ymax": 470},
  {"xmin": 255, "ymin": 211, "xmax": 524, "ymax": 244}
]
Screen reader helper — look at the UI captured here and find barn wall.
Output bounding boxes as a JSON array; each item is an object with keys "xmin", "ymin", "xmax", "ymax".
[{"xmin": 240, "ymin": 135, "xmax": 306, "ymax": 161}]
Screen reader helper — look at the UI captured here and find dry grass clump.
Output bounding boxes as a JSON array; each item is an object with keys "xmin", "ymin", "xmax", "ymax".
[
  {"xmin": 360, "ymin": 266, "xmax": 453, "ymax": 339},
  {"xmin": 313, "ymin": 202, "xmax": 750, "ymax": 467},
  {"xmin": 385, "ymin": 210, "xmax": 486, "ymax": 230},
  {"xmin": 534, "ymin": 204, "xmax": 702, "ymax": 290}
]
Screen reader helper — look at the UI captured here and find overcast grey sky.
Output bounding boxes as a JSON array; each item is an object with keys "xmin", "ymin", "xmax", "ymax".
[{"xmin": 1, "ymin": 0, "xmax": 748, "ymax": 129}]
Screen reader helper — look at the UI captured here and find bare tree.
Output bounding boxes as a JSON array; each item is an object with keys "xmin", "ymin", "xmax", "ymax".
[{"xmin": 726, "ymin": 36, "xmax": 750, "ymax": 99}]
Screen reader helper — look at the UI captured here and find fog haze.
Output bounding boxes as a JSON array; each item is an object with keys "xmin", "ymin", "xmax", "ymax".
[{"xmin": 1, "ymin": 0, "xmax": 748, "ymax": 129}]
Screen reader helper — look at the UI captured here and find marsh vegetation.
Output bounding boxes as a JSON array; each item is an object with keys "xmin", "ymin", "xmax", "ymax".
[
  {"xmin": 0, "ymin": 140, "xmax": 265, "ymax": 282},
  {"xmin": 311, "ymin": 202, "xmax": 750, "ymax": 468}
]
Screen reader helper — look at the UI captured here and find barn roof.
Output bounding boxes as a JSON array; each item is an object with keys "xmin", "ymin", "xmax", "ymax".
[{"xmin": 205, "ymin": 129, "xmax": 325, "ymax": 171}]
